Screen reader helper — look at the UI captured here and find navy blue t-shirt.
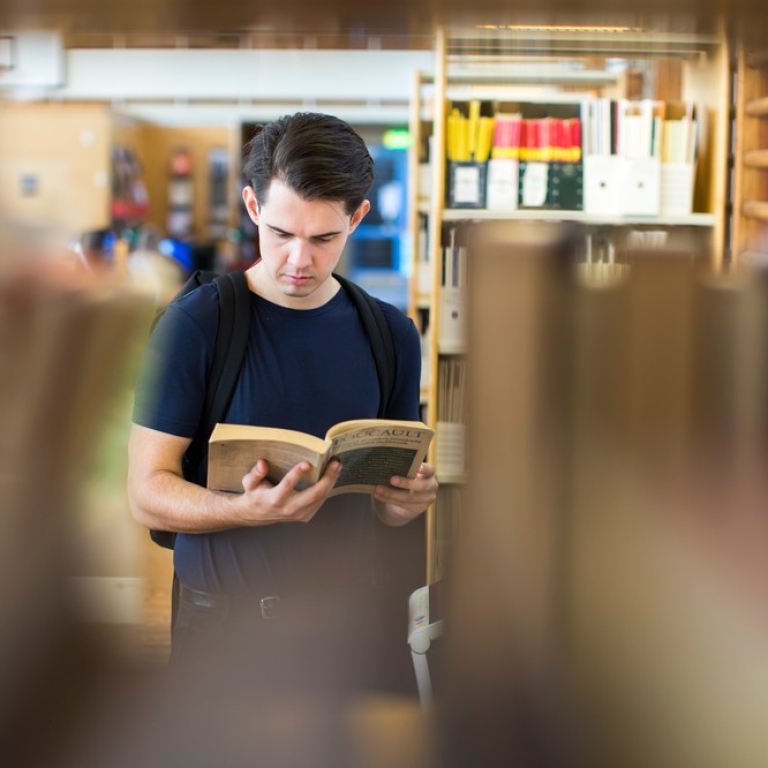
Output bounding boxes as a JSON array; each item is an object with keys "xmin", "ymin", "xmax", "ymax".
[{"xmin": 132, "ymin": 280, "xmax": 422, "ymax": 597}]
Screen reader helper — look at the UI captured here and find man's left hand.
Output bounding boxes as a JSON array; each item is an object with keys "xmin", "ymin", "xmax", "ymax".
[{"xmin": 372, "ymin": 462, "xmax": 439, "ymax": 526}]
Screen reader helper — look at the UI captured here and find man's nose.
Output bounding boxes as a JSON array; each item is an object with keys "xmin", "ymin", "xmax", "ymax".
[{"xmin": 287, "ymin": 239, "xmax": 312, "ymax": 266}]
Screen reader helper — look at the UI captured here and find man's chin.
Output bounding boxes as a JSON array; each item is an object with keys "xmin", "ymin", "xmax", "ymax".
[{"xmin": 280, "ymin": 282, "xmax": 315, "ymax": 297}]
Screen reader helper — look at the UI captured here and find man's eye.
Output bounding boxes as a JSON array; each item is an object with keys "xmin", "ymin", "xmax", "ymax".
[{"xmin": 315, "ymin": 236, "xmax": 334, "ymax": 244}]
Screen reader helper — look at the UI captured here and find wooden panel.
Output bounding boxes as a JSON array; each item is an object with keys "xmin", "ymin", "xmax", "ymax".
[
  {"xmin": 732, "ymin": 35, "xmax": 768, "ymax": 262},
  {"xmin": 653, "ymin": 57, "xmax": 683, "ymax": 103},
  {"xmin": 681, "ymin": 26, "xmax": 730, "ymax": 267}
]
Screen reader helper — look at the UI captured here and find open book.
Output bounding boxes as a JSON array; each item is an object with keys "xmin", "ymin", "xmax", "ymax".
[{"xmin": 207, "ymin": 418, "xmax": 435, "ymax": 495}]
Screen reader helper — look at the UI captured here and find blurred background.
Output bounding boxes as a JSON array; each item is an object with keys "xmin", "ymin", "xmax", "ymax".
[{"xmin": 4, "ymin": 0, "xmax": 768, "ymax": 765}]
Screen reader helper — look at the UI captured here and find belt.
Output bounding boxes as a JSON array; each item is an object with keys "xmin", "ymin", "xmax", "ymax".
[{"xmin": 178, "ymin": 583, "xmax": 282, "ymax": 620}]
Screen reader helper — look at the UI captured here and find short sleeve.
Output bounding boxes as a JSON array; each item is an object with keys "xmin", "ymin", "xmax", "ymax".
[{"xmin": 132, "ymin": 285, "xmax": 219, "ymax": 438}]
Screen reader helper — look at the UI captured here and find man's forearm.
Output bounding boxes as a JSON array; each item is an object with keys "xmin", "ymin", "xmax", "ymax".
[{"xmin": 129, "ymin": 469, "xmax": 245, "ymax": 534}]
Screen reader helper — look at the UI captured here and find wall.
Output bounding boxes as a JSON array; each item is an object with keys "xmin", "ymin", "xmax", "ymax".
[{"xmin": 0, "ymin": 102, "xmax": 114, "ymax": 235}]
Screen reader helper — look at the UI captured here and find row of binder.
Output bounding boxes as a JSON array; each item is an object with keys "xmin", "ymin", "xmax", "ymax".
[
  {"xmin": 447, "ymin": 156, "xmax": 696, "ymax": 216},
  {"xmin": 583, "ymin": 156, "xmax": 695, "ymax": 217}
]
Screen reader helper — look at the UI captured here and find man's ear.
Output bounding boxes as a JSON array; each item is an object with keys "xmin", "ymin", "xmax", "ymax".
[
  {"xmin": 349, "ymin": 199, "xmax": 371, "ymax": 232},
  {"xmin": 242, "ymin": 187, "xmax": 260, "ymax": 224}
]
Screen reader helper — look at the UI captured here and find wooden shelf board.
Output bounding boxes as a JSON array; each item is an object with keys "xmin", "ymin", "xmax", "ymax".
[
  {"xmin": 745, "ymin": 96, "xmax": 768, "ymax": 117},
  {"xmin": 441, "ymin": 208, "xmax": 716, "ymax": 227},
  {"xmin": 742, "ymin": 200, "xmax": 768, "ymax": 221},
  {"xmin": 746, "ymin": 50, "xmax": 768, "ymax": 70},
  {"xmin": 744, "ymin": 149, "xmax": 768, "ymax": 168}
]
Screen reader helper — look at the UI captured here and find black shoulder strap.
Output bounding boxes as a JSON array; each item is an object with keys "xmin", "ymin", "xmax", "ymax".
[
  {"xmin": 202, "ymin": 269, "xmax": 251, "ymax": 437},
  {"xmin": 334, "ymin": 273, "xmax": 396, "ymax": 417},
  {"xmin": 182, "ymin": 269, "xmax": 251, "ymax": 472}
]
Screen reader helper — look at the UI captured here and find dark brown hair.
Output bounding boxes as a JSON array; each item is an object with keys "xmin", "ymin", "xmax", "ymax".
[{"xmin": 243, "ymin": 112, "xmax": 374, "ymax": 216}]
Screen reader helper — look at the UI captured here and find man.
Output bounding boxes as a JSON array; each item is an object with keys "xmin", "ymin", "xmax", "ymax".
[{"xmin": 128, "ymin": 112, "xmax": 438, "ymax": 695}]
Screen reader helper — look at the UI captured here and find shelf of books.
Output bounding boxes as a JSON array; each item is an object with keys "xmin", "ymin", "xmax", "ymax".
[{"xmin": 440, "ymin": 96, "xmax": 713, "ymax": 223}]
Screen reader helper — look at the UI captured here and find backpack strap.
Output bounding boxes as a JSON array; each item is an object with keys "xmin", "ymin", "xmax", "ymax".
[
  {"xmin": 182, "ymin": 270, "xmax": 251, "ymax": 474},
  {"xmin": 335, "ymin": 276, "xmax": 410, "ymax": 592},
  {"xmin": 203, "ymin": 270, "xmax": 251, "ymax": 436},
  {"xmin": 334, "ymin": 273, "xmax": 396, "ymax": 418}
]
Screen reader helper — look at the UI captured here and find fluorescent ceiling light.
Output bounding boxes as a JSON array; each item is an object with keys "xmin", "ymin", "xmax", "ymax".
[{"xmin": 474, "ymin": 25, "xmax": 642, "ymax": 33}]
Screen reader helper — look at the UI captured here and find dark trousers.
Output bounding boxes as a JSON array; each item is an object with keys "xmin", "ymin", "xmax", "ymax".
[{"xmin": 170, "ymin": 580, "xmax": 417, "ymax": 699}]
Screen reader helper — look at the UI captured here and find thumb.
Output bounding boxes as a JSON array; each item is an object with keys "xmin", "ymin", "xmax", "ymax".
[{"xmin": 242, "ymin": 459, "xmax": 269, "ymax": 492}]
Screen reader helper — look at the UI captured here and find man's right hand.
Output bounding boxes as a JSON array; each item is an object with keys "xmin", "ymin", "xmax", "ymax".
[
  {"xmin": 239, "ymin": 458, "xmax": 343, "ymax": 524},
  {"xmin": 128, "ymin": 423, "xmax": 343, "ymax": 534}
]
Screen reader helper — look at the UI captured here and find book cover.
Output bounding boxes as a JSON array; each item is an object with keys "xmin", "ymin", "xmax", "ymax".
[
  {"xmin": 491, "ymin": 113, "xmax": 522, "ymax": 160},
  {"xmin": 518, "ymin": 161, "xmax": 550, "ymax": 209},
  {"xmin": 548, "ymin": 161, "xmax": 584, "ymax": 211},
  {"xmin": 207, "ymin": 419, "xmax": 435, "ymax": 496},
  {"xmin": 486, "ymin": 158, "xmax": 519, "ymax": 210},
  {"xmin": 448, "ymin": 161, "xmax": 487, "ymax": 208}
]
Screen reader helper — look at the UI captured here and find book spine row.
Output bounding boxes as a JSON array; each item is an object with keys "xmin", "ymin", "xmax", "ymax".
[
  {"xmin": 584, "ymin": 98, "xmax": 699, "ymax": 164},
  {"xmin": 492, "ymin": 115, "xmax": 582, "ymax": 163},
  {"xmin": 443, "ymin": 98, "xmax": 700, "ymax": 213}
]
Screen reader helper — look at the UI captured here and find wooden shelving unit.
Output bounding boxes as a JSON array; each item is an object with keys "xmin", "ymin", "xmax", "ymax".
[{"xmin": 409, "ymin": 23, "xmax": 732, "ymax": 584}]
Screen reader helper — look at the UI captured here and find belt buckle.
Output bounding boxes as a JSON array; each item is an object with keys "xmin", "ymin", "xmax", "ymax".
[{"xmin": 260, "ymin": 595, "xmax": 281, "ymax": 619}]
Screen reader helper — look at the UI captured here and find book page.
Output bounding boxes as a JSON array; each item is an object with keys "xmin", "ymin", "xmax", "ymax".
[{"xmin": 327, "ymin": 421, "xmax": 434, "ymax": 495}]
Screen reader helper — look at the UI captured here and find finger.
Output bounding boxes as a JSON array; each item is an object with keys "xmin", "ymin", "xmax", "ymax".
[
  {"xmin": 375, "ymin": 483, "xmax": 419, "ymax": 502},
  {"xmin": 320, "ymin": 459, "xmax": 343, "ymax": 481},
  {"xmin": 388, "ymin": 475, "xmax": 427, "ymax": 493},
  {"xmin": 276, "ymin": 460, "xmax": 342, "ymax": 513},
  {"xmin": 242, "ymin": 459, "xmax": 270, "ymax": 492},
  {"xmin": 277, "ymin": 461, "xmax": 313, "ymax": 493},
  {"xmin": 304, "ymin": 459, "xmax": 343, "ymax": 496},
  {"xmin": 276, "ymin": 460, "xmax": 341, "ymax": 493}
]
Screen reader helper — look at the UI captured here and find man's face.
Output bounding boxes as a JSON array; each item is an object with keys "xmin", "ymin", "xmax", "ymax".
[{"xmin": 243, "ymin": 179, "xmax": 369, "ymax": 308}]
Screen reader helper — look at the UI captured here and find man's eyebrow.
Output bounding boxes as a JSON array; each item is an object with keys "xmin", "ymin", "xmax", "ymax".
[{"xmin": 266, "ymin": 223, "xmax": 343, "ymax": 238}]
